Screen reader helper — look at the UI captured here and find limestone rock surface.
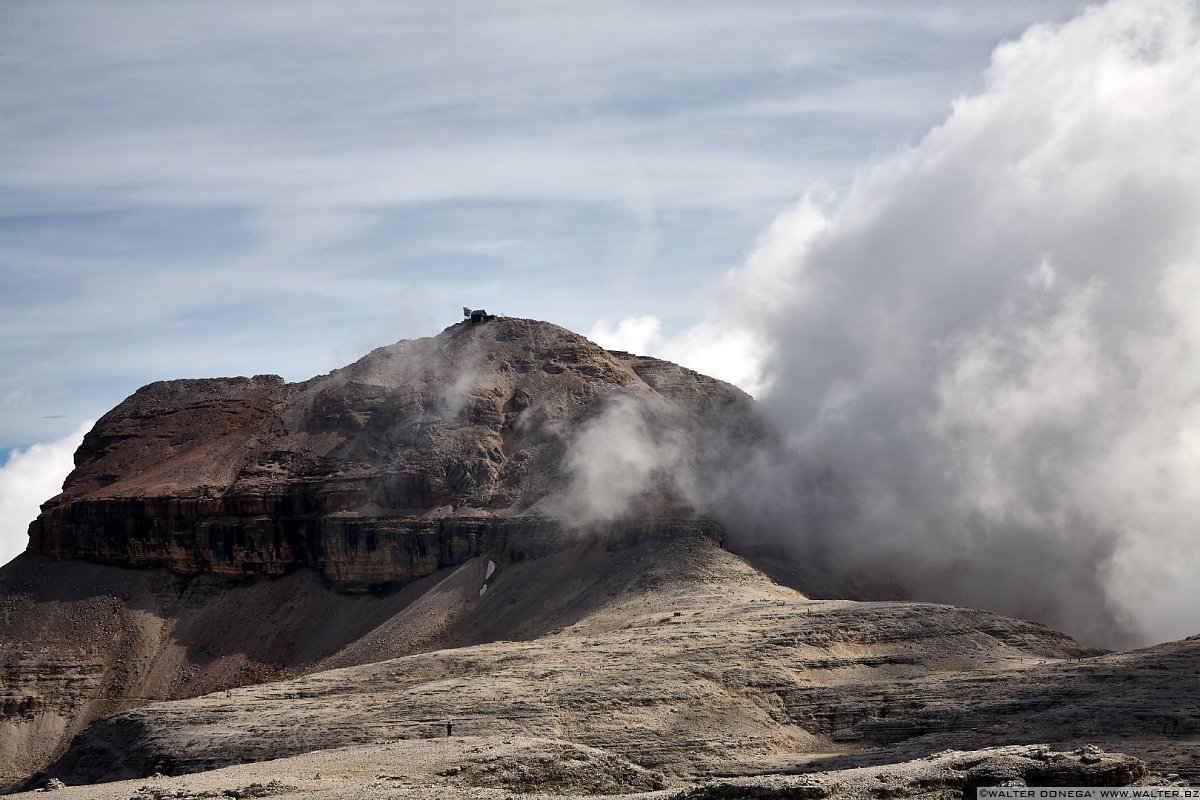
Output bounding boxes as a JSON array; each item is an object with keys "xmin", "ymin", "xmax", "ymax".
[
  {"xmin": 27, "ymin": 317, "xmax": 753, "ymax": 589},
  {"xmin": 0, "ymin": 740, "xmax": 1168, "ymax": 800},
  {"xmin": 3, "ymin": 317, "xmax": 1198, "ymax": 797}
]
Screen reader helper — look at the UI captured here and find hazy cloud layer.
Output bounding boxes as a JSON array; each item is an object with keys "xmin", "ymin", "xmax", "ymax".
[
  {"xmin": 0, "ymin": 420, "xmax": 90, "ymax": 567},
  {"xmin": 612, "ymin": 0, "xmax": 1199, "ymax": 648},
  {"xmin": 547, "ymin": 394, "xmax": 700, "ymax": 527}
]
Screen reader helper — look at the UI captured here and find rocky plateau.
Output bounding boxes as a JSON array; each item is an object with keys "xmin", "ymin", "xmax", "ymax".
[{"xmin": 1, "ymin": 317, "xmax": 1197, "ymax": 797}]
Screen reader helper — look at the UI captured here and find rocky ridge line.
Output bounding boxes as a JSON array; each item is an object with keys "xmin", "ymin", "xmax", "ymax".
[{"xmin": 26, "ymin": 318, "xmax": 752, "ymax": 591}]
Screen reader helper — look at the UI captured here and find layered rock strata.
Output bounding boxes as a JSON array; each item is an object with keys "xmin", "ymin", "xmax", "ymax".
[{"xmin": 25, "ymin": 318, "xmax": 748, "ymax": 590}]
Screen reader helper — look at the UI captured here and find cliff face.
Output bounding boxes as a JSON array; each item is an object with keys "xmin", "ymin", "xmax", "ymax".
[{"xmin": 26, "ymin": 318, "xmax": 753, "ymax": 589}]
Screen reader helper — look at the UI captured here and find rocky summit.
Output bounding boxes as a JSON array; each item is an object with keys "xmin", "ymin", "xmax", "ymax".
[
  {"xmin": 27, "ymin": 317, "xmax": 751, "ymax": 588},
  {"xmin": 1, "ymin": 317, "xmax": 1197, "ymax": 798}
]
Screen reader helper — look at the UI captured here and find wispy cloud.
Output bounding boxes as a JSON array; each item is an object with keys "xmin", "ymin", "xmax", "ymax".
[{"xmin": 0, "ymin": 0, "xmax": 1080, "ymax": 449}]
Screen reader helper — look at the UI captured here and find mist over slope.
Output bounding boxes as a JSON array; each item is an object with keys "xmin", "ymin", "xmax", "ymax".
[{"xmin": 676, "ymin": 0, "xmax": 1200, "ymax": 648}]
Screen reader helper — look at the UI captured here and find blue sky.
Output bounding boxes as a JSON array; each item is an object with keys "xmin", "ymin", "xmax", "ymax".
[{"xmin": 0, "ymin": 0, "xmax": 1086, "ymax": 451}]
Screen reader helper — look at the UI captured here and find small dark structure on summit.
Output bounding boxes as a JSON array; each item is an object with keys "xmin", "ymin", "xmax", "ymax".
[{"xmin": 463, "ymin": 307, "xmax": 493, "ymax": 324}]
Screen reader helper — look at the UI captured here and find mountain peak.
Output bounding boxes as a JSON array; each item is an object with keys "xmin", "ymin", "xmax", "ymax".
[{"xmin": 27, "ymin": 318, "xmax": 756, "ymax": 589}]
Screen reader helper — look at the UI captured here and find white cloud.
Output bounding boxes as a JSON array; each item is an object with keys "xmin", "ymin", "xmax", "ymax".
[
  {"xmin": 659, "ymin": 324, "xmax": 771, "ymax": 399},
  {"xmin": 588, "ymin": 315, "xmax": 770, "ymax": 398},
  {"xmin": 0, "ymin": 420, "xmax": 91, "ymax": 567},
  {"xmin": 545, "ymin": 394, "xmax": 698, "ymax": 527},
  {"xmin": 704, "ymin": 0, "xmax": 1200, "ymax": 647},
  {"xmin": 587, "ymin": 316, "xmax": 662, "ymax": 356}
]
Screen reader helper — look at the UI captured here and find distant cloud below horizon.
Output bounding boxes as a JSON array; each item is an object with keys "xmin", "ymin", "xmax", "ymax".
[{"xmin": 0, "ymin": 420, "xmax": 90, "ymax": 567}]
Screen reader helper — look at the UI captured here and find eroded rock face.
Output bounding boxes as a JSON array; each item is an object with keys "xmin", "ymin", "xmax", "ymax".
[
  {"xmin": 26, "ymin": 318, "xmax": 753, "ymax": 590},
  {"xmin": 2, "ymin": 318, "xmax": 755, "ymax": 786},
  {"xmin": 9, "ymin": 317, "xmax": 1196, "ymax": 796}
]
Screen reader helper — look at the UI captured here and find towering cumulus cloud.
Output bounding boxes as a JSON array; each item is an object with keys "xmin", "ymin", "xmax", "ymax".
[{"xmin": 707, "ymin": 0, "xmax": 1200, "ymax": 648}]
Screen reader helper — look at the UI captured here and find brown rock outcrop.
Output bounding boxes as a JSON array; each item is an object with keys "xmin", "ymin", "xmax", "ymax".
[{"xmin": 26, "ymin": 318, "xmax": 752, "ymax": 590}]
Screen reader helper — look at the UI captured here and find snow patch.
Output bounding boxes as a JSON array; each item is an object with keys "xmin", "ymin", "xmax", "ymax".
[{"xmin": 478, "ymin": 559, "xmax": 497, "ymax": 597}]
